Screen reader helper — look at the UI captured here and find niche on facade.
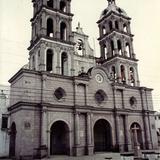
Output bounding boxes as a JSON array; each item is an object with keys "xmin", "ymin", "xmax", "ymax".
[
  {"xmin": 54, "ymin": 87, "xmax": 66, "ymax": 101},
  {"xmin": 109, "ymin": 21, "xmax": 113, "ymax": 31}
]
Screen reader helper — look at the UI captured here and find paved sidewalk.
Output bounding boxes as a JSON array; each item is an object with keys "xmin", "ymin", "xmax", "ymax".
[{"xmin": 44, "ymin": 153, "xmax": 121, "ymax": 160}]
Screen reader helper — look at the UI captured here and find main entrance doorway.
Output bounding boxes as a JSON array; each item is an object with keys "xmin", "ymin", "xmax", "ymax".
[
  {"xmin": 50, "ymin": 121, "xmax": 69, "ymax": 155},
  {"xmin": 9, "ymin": 122, "xmax": 16, "ymax": 157},
  {"xmin": 94, "ymin": 119, "xmax": 112, "ymax": 152}
]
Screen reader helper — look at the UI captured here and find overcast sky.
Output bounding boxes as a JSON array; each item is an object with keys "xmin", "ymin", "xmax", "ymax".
[{"xmin": 0, "ymin": 0, "xmax": 160, "ymax": 111}]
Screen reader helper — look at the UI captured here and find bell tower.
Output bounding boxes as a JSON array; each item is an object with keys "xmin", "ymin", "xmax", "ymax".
[
  {"xmin": 28, "ymin": 0, "xmax": 75, "ymax": 76},
  {"xmin": 97, "ymin": 0, "xmax": 140, "ymax": 86}
]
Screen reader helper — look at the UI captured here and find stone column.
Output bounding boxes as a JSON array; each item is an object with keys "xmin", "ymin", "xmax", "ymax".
[
  {"xmin": 87, "ymin": 113, "xmax": 92, "ymax": 145},
  {"xmin": 55, "ymin": 47, "xmax": 61, "ymax": 74},
  {"xmin": 73, "ymin": 112, "xmax": 81, "ymax": 156},
  {"xmin": 140, "ymin": 89, "xmax": 152, "ymax": 149},
  {"xmin": 115, "ymin": 114, "xmax": 121, "ymax": 151},
  {"xmin": 41, "ymin": 107, "xmax": 47, "ymax": 146},
  {"xmin": 86, "ymin": 113, "xmax": 93, "ymax": 155},
  {"xmin": 39, "ymin": 43, "xmax": 46, "ymax": 71},
  {"xmin": 125, "ymin": 115, "xmax": 132, "ymax": 151}
]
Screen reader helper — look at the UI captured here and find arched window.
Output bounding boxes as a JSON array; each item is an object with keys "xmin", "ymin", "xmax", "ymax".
[
  {"xmin": 115, "ymin": 21, "xmax": 119, "ymax": 30},
  {"xmin": 102, "ymin": 26, "xmax": 106, "ymax": 35},
  {"xmin": 61, "ymin": 52, "xmax": 68, "ymax": 75},
  {"xmin": 60, "ymin": 22, "xmax": 67, "ymax": 41},
  {"xmin": 117, "ymin": 40, "xmax": 122, "ymax": 55},
  {"xmin": 47, "ymin": 0, "xmax": 53, "ymax": 8},
  {"xmin": 120, "ymin": 65, "xmax": 126, "ymax": 83},
  {"xmin": 130, "ymin": 67, "xmax": 135, "ymax": 86},
  {"xmin": 46, "ymin": 49, "xmax": 53, "ymax": 72},
  {"xmin": 47, "ymin": 18, "xmax": 53, "ymax": 37},
  {"xmin": 109, "ymin": 21, "xmax": 113, "ymax": 31},
  {"xmin": 125, "ymin": 42, "xmax": 130, "ymax": 57},
  {"xmin": 60, "ymin": 1, "xmax": 67, "ymax": 12}
]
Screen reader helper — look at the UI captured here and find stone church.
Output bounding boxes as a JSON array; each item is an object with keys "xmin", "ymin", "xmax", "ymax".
[{"xmin": 8, "ymin": 0, "xmax": 158, "ymax": 159}]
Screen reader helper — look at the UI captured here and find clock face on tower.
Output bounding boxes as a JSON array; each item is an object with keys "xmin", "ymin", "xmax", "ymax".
[{"xmin": 95, "ymin": 74, "xmax": 104, "ymax": 83}]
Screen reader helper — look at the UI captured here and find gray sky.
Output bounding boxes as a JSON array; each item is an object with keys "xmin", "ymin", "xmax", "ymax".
[{"xmin": 0, "ymin": 0, "xmax": 160, "ymax": 111}]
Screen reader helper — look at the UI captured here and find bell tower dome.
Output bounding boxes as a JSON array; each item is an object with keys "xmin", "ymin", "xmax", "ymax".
[
  {"xmin": 97, "ymin": 0, "xmax": 140, "ymax": 86},
  {"xmin": 28, "ymin": 0, "xmax": 75, "ymax": 76}
]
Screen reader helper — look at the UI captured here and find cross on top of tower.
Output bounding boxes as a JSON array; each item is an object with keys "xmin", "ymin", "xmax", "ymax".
[{"xmin": 107, "ymin": 0, "xmax": 116, "ymax": 5}]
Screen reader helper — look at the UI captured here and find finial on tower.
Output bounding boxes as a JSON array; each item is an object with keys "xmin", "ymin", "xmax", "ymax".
[{"xmin": 107, "ymin": 0, "xmax": 116, "ymax": 5}]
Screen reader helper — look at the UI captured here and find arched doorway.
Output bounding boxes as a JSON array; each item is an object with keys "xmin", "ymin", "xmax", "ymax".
[
  {"xmin": 94, "ymin": 119, "xmax": 112, "ymax": 152},
  {"xmin": 130, "ymin": 123, "xmax": 143, "ymax": 149},
  {"xmin": 50, "ymin": 121, "xmax": 70, "ymax": 155},
  {"xmin": 9, "ymin": 122, "xmax": 16, "ymax": 157}
]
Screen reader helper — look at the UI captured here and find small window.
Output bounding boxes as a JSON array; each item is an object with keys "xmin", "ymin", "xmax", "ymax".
[{"xmin": 1, "ymin": 115, "xmax": 8, "ymax": 130}]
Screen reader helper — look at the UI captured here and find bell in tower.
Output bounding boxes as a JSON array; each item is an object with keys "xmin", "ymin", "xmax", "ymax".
[{"xmin": 97, "ymin": 0, "xmax": 140, "ymax": 86}]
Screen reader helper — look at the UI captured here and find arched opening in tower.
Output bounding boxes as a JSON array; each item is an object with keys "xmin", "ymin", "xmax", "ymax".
[
  {"xmin": 117, "ymin": 40, "xmax": 122, "ymax": 55},
  {"xmin": 111, "ymin": 40, "xmax": 115, "ymax": 56},
  {"xmin": 46, "ymin": 49, "xmax": 53, "ymax": 72},
  {"xmin": 125, "ymin": 42, "xmax": 130, "ymax": 57},
  {"xmin": 47, "ymin": 18, "xmax": 54, "ymax": 37},
  {"xmin": 111, "ymin": 66, "xmax": 117, "ymax": 81},
  {"xmin": 102, "ymin": 26, "xmax": 106, "ymax": 35},
  {"xmin": 109, "ymin": 21, "xmax": 113, "ymax": 31},
  {"xmin": 61, "ymin": 52, "xmax": 68, "ymax": 75},
  {"xmin": 104, "ymin": 44, "xmax": 108, "ymax": 59},
  {"xmin": 123, "ymin": 24, "xmax": 127, "ymax": 32},
  {"xmin": 47, "ymin": 0, "xmax": 53, "ymax": 8},
  {"xmin": 60, "ymin": 1, "xmax": 67, "ymax": 12},
  {"xmin": 60, "ymin": 22, "xmax": 67, "ymax": 41},
  {"xmin": 130, "ymin": 67, "xmax": 135, "ymax": 86},
  {"xmin": 115, "ymin": 21, "xmax": 119, "ymax": 30},
  {"xmin": 120, "ymin": 65, "xmax": 126, "ymax": 83}
]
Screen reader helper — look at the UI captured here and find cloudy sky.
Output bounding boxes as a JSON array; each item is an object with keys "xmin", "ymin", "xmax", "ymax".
[{"xmin": 0, "ymin": 0, "xmax": 160, "ymax": 111}]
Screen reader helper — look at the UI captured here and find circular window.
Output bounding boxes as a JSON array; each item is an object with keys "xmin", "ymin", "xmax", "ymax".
[
  {"xmin": 54, "ymin": 88, "xmax": 66, "ymax": 101},
  {"xmin": 95, "ymin": 90, "xmax": 107, "ymax": 104},
  {"xmin": 129, "ymin": 97, "xmax": 137, "ymax": 106}
]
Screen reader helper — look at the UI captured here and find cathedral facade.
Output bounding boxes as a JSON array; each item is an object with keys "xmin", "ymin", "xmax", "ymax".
[{"xmin": 8, "ymin": 0, "xmax": 158, "ymax": 159}]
